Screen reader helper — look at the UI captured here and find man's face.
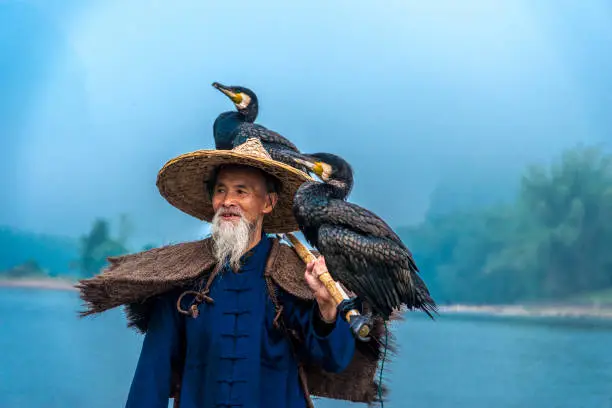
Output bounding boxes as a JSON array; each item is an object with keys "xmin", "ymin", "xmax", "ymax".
[{"xmin": 211, "ymin": 166, "xmax": 277, "ymax": 228}]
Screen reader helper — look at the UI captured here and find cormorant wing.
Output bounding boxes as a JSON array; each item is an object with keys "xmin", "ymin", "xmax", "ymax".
[
  {"xmin": 317, "ymin": 224, "xmax": 422, "ymax": 319},
  {"xmin": 318, "ymin": 199, "xmax": 415, "ymax": 262},
  {"xmin": 234, "ymin": 123, "xmax": 300, "ymax": 152},
  {"xmin": 263, "ymin": 145, "xmax": 311, "ymax": 174}
]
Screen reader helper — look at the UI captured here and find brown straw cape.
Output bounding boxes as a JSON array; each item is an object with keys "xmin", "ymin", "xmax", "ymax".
[
  {"xmin": 76, "ymin": 236, "xmax": 402, "ymax": 406},
  {"xmin": 156, "ymin": 138, "xmax": 313, "ymax": 233}
]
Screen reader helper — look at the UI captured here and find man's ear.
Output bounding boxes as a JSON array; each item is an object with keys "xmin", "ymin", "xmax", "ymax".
[{"xmin": 262, "ymin": 192, "xmax": 278, "ymax": 214}]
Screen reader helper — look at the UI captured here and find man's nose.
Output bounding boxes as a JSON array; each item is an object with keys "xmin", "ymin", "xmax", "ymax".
[{"xmin": 221, "ymin": 193, "xmax": 237, "ymax": 207}]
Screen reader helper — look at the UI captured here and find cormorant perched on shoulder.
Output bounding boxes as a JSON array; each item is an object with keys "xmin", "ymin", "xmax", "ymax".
[
  {"xmin": 211, "ymin": 82, "xmax": 308, "ymax": 172},
  {"xmin": 291, "ymin": 152, "xmax": 437, "ymax": 321}
]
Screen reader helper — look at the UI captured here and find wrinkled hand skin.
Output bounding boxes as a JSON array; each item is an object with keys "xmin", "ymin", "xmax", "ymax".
[{"xmin": 304, "ymin": 256, "xmax": 337, "ymax": 322}]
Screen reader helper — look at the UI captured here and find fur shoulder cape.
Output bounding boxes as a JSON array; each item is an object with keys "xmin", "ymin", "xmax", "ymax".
[{"xmin": 76, "ymin": 237, "xmax": 400, "ymax": 405}]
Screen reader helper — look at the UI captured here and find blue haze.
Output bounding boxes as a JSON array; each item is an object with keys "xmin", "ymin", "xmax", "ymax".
[
  {"xmin": 2, "ymin": 3, "xmax": 612, "ymax": 407},
  {"xmin": 1, "ymin": 0, "xmax": 611, "ymax": 246}
]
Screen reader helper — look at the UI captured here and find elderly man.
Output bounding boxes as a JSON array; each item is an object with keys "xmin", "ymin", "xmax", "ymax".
[
  {"xmin": 76, "ymin": 139, "xmax": 361, "ymax": 408},
  {"xmin": 127, "ymin": 146, "xmax": 356, "ymax": 408},
  {"xmin": 77, "ymin": 139, "xmax": 387, "ymax": 408}
]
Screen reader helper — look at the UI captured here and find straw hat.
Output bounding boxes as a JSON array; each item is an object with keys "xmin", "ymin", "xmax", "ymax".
[{"xmin": 156, "ymin": 138, "xmax": 314, "ymax": 233}]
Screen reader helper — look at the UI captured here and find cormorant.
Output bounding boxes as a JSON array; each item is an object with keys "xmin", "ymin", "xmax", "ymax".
[
  {"xmin": 291, "ymin": 153, "xmax": 437, "ymax": 321},
  {"xmin": 211, "ymin": 82, "xmax": 308, "ymax": 172}
]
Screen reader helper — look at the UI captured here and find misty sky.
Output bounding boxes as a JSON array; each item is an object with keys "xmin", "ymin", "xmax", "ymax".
[{"xmin": 1, "ymin": 0, "xmax": 611, "ymax": 247}]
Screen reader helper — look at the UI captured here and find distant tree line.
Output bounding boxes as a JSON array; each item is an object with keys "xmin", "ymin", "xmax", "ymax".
[
  {"xmin": 4, "ymin": 144, "xmax": 611, "ymax": 297},
  {"xmin": 70, "ymin": 215, "xmax": 131, "ymax": 278},
  {"xmin": 0, "ymin": 214, "xmax": 157, "ymax": 280},
  {"xmin": 0, "ymin": 226, "xmax": 78, "ymax": 276},
  {"xmin": 399, "ymin": 145, "xmax": 612, "ymax": 304},
  {"xmin": 72, "ymin": 214, "xmax": 160, "ymax": 278}
]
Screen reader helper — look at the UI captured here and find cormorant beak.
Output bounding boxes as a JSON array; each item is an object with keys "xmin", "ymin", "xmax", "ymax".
[
  {"xmin": 212, "ymin": 82, "xmax": 243, "ymax": 104},
  {"xmin": 293, "ymin": 158, "xmax": 315, "ymax": 171},
  {"xmin": 293, "ymin": 158, "xmax": 332, "ymax": 180}
]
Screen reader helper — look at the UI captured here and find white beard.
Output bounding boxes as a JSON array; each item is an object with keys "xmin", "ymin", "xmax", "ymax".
[{"xmin": 210, "ymin": 208, "xmax": 255, "ymax": 271}]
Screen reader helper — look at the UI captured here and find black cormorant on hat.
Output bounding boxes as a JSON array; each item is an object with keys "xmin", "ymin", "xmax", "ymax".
[{"xmin": 211, "ymin": 82, "xmax": 308, "ymax": 172}]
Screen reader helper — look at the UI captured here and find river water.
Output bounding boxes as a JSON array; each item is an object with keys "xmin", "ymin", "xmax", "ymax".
[{"xmin": 1, "ymin": 287, "xmax": 611, "ymax": 408}]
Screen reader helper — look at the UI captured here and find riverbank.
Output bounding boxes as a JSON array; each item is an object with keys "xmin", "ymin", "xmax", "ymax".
[
  {"xmin": 439, "ymin": 304, "xmax": 612, "ymax": 319},
  {"xmin": 0, "ymin": 278, "xmax": 77, "ymax": 291},
  {"xmin": 3, "ymin": 278, "xmax": 612, "ymax": 320}
]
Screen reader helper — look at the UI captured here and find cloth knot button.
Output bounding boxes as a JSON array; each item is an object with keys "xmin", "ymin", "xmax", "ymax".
[{"xmin": 222, "ymin": 310, "xmax": 251, "ymax": 316}]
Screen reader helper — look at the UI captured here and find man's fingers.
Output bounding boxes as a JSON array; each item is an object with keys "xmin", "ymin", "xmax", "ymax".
[
  {"xmin": 306, "ymin": 257, "xmax": 328, "ymax": 281},
  {"xmin": 315, "ymin": 256, "xmax": 325, "ymax": 268},
  {"xmin": 311, "ymin": 256, "xmax": 327, "ymax": 277}
]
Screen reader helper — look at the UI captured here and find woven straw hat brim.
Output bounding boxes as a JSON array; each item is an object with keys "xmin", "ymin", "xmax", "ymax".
[{"xmin": 156, "ymin": 148, "xmax": 313, "ymax": 234}]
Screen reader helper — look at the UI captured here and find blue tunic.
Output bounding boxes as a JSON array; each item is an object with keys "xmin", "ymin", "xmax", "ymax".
[{"xmin": 125, "ymin": 235, "xmax": 356, "ymax": 408}]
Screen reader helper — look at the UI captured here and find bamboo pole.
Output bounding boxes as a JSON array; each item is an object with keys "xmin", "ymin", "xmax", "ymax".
[{"xmin": 280, "ymin": 233, "xmax": 371, "ymax": 339}]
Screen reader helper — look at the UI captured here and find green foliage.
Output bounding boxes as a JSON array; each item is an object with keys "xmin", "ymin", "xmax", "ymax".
[
  {"xmin": 1, "ymin": 259, "xmax": 47, "ymax": 279},
  {"xmin": 141, "ymin": 243, "xmax": 157, "ymax": 251},
  {"xmin": 0, "ymin": 227, "xmax": 78, "ymax": 275},
  {"xmin": 0, "ymin": 214, "xmax": 136, "ymax": 279},
  {"xmin": 401, "ymin": 144, "xmax": 612, "ymax": 304},
  {"xmin": 72, "ymin": 216, "xmax": 131, "ymax": 278}
]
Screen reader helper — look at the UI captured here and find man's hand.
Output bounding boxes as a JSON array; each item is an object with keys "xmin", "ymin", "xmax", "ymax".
[{"xmin": 305, "ymin": 256, "xmax": 337, "ymax": 323}]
